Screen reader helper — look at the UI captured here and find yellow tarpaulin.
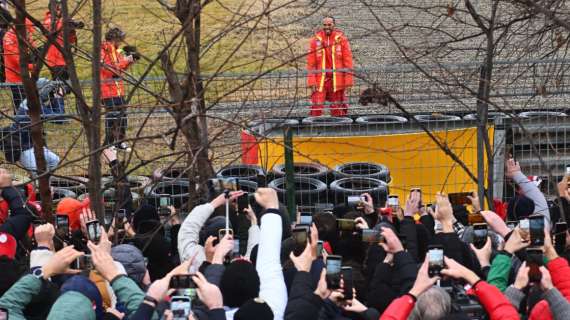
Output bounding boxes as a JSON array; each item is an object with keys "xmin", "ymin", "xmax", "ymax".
[{"xmin": 258, "ymin": 126, "xmax": 494, "ymax": 204}]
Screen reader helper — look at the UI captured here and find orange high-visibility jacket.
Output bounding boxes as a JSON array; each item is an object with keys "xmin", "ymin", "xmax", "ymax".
[
  {"xmin": 100, "ymin": 41, "xmax": 131, "ymax": 99},
  {"xmin": 3, "ymin": 21, "xmax": 35, "ymax": 83},
  {"xmin": 306, "ymin": 29, "xmax": 353, "ymax": 92},
  {"xmin": 43, "ymin": 11, "xmax": 77, "ymax": 67}
]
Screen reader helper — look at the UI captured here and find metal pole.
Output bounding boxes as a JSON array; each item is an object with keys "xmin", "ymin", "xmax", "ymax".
[{"xmin": 284, "ymin": 126, "xmax": 296, "ymax": 222}]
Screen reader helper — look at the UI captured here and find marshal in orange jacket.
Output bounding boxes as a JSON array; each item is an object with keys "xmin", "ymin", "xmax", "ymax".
[
  {"xmin": 306, "ymin": 29, "xmax": 354, "ymax": 93},
  {"xmin": 43, "ymin": 11, "xmax": 77, "ymax": 68},
  {"xmin": 100, "ymin": 41, "xmax": 132, "ymax": 99}
]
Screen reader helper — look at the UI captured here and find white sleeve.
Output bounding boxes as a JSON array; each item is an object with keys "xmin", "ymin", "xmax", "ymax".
[
  {"xmin": 177, "ymin": 203, "xmax": 214, "ymax": 269},
  {"xmin": 255, "ymin": 212, "xmax": 287, "ymax": 320},
  {"xmin": 245, "ymin": 224, "xmax": 260, "ymax": 259}
]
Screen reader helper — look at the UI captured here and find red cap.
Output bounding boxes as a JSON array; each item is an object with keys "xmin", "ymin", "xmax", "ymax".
[
  {"xmin": 56, "ymin": 197, "xmax": 90, "ymax": 231},
  {"xmin": 0, "ymin": 232, "xmax": 17, "ymax": 260}
]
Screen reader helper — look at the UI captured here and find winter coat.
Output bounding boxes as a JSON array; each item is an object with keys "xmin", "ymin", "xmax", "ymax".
[
  {"xmin": 306, "ymin": 29, "xmax": 353, "ymax": 92},
  {"xmin": 100, "ymin": 41, "xmax": 131, "ymax": 99},
  {"xmin": 2, "ymin": 22, "xmax": 34, "ymax": 83},
  {"xmin": 43, "ymin": 11, "xmax": 77, "ymax": 67}
]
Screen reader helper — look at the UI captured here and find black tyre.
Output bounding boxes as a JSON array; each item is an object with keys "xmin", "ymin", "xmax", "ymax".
[
  {"xmin": 413, "ymin": 114, "xmax": 461, "ymax": 122},
  {"xmin": 237, "ymin": 179, "xmax": 258, "ymax": 193},
  {"xmin": 355, "ymin": 115, "xmax": 408, "ymax": 124},
  {"xmin": 333, "ymin": 162, "xmax": 390, "ymax": 182},
  {"xmin": 216, "ymin": 164, "xmax": 265, "ymax": 183},
  {"xmin": 272, "ymin": 162, "xmax": 329, "ymax": 182},
  {"xmin": 330, "ymin": 177, "xmax": 389, "ymax": 206},
  {"xmin": 268, "ymin": 177, "xmax": 328, "ymax": 206},
  {"xmin": 49, "ymin": 176, "xmax": 88, "ymax": 195},
  {"xmin": 144, "ymin": 180, "xmax": 191, "ymax": 209},
  {"xmin": 152, "ymin": 166, "xmax": 188, "ymax": 182},
  {"xmin": 301, "ymin": 116, "xmax": 353, "ymax": 124}
]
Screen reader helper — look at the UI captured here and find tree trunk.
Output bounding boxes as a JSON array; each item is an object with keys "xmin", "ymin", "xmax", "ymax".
[{"xmin": 13, "ymin": 0, "xmax": 53, "ymax": 220}]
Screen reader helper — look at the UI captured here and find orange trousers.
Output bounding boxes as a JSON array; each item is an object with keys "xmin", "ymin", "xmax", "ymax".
[{"xmin": 310, "ymin": 77, "xmax": 348, "ymax": 116}]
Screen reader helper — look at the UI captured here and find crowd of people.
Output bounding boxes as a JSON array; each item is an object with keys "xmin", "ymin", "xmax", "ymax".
[{"xmin": 0, "ymin": 151, "xmax": 568, "ymax": 320}]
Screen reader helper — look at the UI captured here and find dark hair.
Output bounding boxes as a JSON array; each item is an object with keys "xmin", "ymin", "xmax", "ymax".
[
  {"xmin": 313, "ymin": 212, "xmax": 337, "ymax": 242},
  {"xmin": 105, "ymin": 27, "xmax": 125, "ymax": 41},
  {"xmin": 323, "ymin": 16, "xmax": 336, "ymax": 24}
]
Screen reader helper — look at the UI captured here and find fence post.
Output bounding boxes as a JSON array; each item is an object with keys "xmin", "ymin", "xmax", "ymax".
[{"xmin": 284, "ymin": 126, "xmax": 296, "ymax": 222}]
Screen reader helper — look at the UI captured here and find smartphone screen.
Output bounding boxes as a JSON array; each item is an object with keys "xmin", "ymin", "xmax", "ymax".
[
  {"xmin": 341, "ymin": 266, "xmax": 353, "ymax": 300},
  {"xmin": 361, "ymin": 229, "xmax": 381, "ymax": 243},
  {"xmin": 171, "ymin": 296, "xmax": 191, "ymax": 318},
  {"xmin": 337, "ymin": 219, "xmax": 355, "ymax": 232},
  {"xmin": 326, "ymin": 255, "xmax": 342, "ymax": 289},
  {"xmin": 169, "ymin": 275, "xmax": 196, "ymax": 289},
  {"xmin": 472, "ymin": 223, "xmax": 488, "ymax": 249},
  {"xmin": 387, "ymin": 195, "xmax": 399, "ymax": 207},
  {"xmin": 55, "ymin": 214, "xmax": 69, "ymax": 237},
  {"xmin": 529, "ymin": 215, "xmax": 545, "ymax": 246},
  {"xmin": 115, "ymin": 209, "xmax": 126, "ymax": 229},
  {"xmin": 74, "ymin": 254, "xmax": 92, "ymax": 270},
  {"xmin": 428, "ymin": 246, "xmax": 444, "ymax": 277},
  {"xmin": 86, "ymin": 221, "xmax": 101, "ymax": 243},
  {"xmin": 316, "ymin": 240, "xmax": 324, "ymax": 258},
  {"xmin": 160, "ymin": 196, "xmax": 171, "ymax": 207},
  {"xmin": 346, "ymin": 195, "xmax": 363, "ymax": 207},
  {"xmin": 292, "ymin": 226, "xmax": 309, "ymax": 255},
  {"xmin": 299, "ymin": 212, "xmax": 312, "ymax": 225}
]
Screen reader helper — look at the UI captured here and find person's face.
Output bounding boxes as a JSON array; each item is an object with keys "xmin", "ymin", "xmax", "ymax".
[{"xmin": 323, "ymin": 18, "xmax": 334, "ymax": 35}]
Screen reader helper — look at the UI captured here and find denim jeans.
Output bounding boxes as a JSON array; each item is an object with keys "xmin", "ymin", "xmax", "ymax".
[
  {"xmin": 103, "ymin": 96, "xmax": 127, "ymax": 146},
  {"xmin": 19, "ymin": 147, "xmax": 60, "ymax": 176}
]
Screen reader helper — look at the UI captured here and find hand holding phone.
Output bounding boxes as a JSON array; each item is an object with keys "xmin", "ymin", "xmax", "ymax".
[{"xmin": 292, "ymin": 226, "xmax": 310, "ymax": 255}]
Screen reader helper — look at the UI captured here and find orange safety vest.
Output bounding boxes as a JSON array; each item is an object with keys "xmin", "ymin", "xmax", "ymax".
[
  {"xmin": 306, "ymin": 29, "xmax": 354, "ymax": 92},
  {"xmin": 100, "ymin": 41, "xmax": 131, "ymax": 99}
]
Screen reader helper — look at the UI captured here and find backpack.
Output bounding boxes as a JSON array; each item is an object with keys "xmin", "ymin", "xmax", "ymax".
[{"xmin": 0, "ymin": 125, "xmax": 22, "ymax": 163}]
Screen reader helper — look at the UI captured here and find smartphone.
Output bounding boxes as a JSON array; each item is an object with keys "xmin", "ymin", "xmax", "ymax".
[
  {"xmin": 526, "ymin": 248, "xmax": 544, "ymax": 282},
  {"xmin": 74, "ymin": 254, "xmax": 92, "ymax": 270},
  {"xmin": 292, "ymin": 226, "xmax": 310, "ymax": 255},
  {"xmin": 299, "ymin": 212, "xmax": 312, "ymax": 225},
  {"xmin": 218, "ymin": 227, "xmax": 233, "ymax": 239},
  {"xmin": 529, "ymin": 215, "xmax": 545, "ymax": 246},
  {"xmin": 326, "ymin": 255, "xmax": 342, "ymax": 289},
  {"xmin": 448, "ymin": 192, "xmax": 472, "ymax": 206},
  {"xmin": 387, "ymin": 195, "xmax": 399, "ymax": 208},
  {"xmin": 506, "ymin": 220, "xmax": 517, "ymax": 229},
  {"xmin": 55, "ymin": 214, "xmax": 69, "ymax": 238},
  {"xmin": 86, "ymin": 220, "xmax": 101, "ymax": 243},
  {"xmin": 554, "ymin": 222, "xmax": 568, "ymax": 255},
  {"xmin": 159, "ymin": 195, "xmax": 171, "ymax": 216},
  {"xmin": 472, "ymin": 223, "xmax": 488, "ymax": 249},
  {"xmin": 169, "ymin": 274, "xmax": 196, "ymax": 289},
  {"xmin": 0, "ymin": 307, "xmax": 7, "ymax": 320},
  {"xmin": 232, "ymin": 239, "xmax": 240, "ymax": 257},
  {"xmin": 341, "ymin": 266, "xmax": 354, "ymax": 300},
  {"xmin": 237, "ymin": 193, "xmax": 249, "ymax": 214},
  {"xmin": 171, "ymin": 296, "xmax": 192, "ymax": 319},
  {"xmin": 115, "ymin": 209, "xmax": 126, "ymax": 230},
  {"xmin": 361, "ymin": 229, "xmax": 382, "ymax": 243},
  {"xmin": 347, "ymin": 195, "xmax": 364, "ymax": 207},
  {"xmin": 428, "ymin": 245, "xmax": 445, "ymax": 277},
  {"xmin": 337, "ymin": 219, "xmax": 356, "ymax": 232},
  {"xmin": 316, "ymin": 240, "xmax": 324, "ymax": 258}
]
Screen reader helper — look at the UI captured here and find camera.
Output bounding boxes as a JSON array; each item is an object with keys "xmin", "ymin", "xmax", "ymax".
[
  {"xmin": 528, "ymin": 214, "xmax": 545, "ymax": 246},
  {"xmin": 361, "ymin": 229, "xmax": 383, "ymax": 243},
  {"xmin": 346, "ymin": 195, "xmax": 364, "ymax": 207},
  {"xmin": 68, "ymin": 20, "xmax": 85, "ymax": 29},
  {"xmin": 86, "ymin": 220, "xmax": 101, "ymax": 243},
  {"xmin": 326, "ymin": 255, "xmax": 342, "ymax": 289},
  {"xmin": 472, "ymin": 223, "xmax": 488, "ymax": 249},
  {"xmin": 337, "ymin": 219, "xmax": 356, "ymax": 232},
  {"xmin": 122, "ymin": 45, "xmax": 141, "ymax": 61},
  {"xmin": 292, "ymin": 226, "xmax": 310, "ymax": 255},
  {"xmin": 428, "ymin": 245, "xmax": 444, "ymax": 277}
]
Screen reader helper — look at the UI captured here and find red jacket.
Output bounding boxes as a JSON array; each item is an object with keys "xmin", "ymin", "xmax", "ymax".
[
  {"xmin": 380, "ymin": 281, "xmax": 519, "ymax": 320},
  {"xmin": 306, "ymin": 29, "xmax": 353, "ymax": 93},
  {"xmin": 43, "ymin": 11, "xmax": 77, "ymax": 67},
  {"xmin": 100, "ymin": 41, "xmax": 131, "ymax": 99},
  {"xmin": 0, "ymin": 184, "xmax": 37, "ymax": 224},
  {"xmin": 3, "ymin": 21, "xmax": 35, "ymax": 83},
  {"xmin": 529, "ymin": 257, "xmax": 570, "ymax": 320}
]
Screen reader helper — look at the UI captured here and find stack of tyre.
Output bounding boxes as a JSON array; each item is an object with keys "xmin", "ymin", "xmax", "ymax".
[{"xmin": 215, "ymin": 161, "xmax": 390, "ymax": 209}]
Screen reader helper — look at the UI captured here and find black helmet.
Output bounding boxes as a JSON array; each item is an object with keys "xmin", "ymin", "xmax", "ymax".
[{"xmin": 105, "ymin": 27, "xmax": 125, "ymax": 41}]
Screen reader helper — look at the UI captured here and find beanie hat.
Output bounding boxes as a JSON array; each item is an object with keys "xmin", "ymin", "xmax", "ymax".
[
  {"xmin": 56, "ymin": 197, "xmax": 90, "ymax": 231},
  {"xmin": 111, "ymin": 244, "xmax": 146, "ymax": 286},
  {"xmin": 199, "ymin": 216, "xmax": 231, "ymax": 245},
  {"xmin": 234, "ymin": 298, "xmax": 273, "ymax": 320},
  {"xmin": 61, "ymin": 275, "xmax": 104, "ymax": 320},
  {"xmin": 220, "ymin": 260, "xmax": 260, "ymax": 308},
  {"xmin": 0, "ymin": 232, "xmax": 17, "ymax": 260},
  {"xmin": 507, "ymin": 195, "xmax": 535, "ymax": 220}
]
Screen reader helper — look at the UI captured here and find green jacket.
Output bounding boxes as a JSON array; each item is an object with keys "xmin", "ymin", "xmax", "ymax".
[
  {"xmin": 0, "ymin": 275, "xmax": 41, "ymax": 320},
  {"xmin": 47, "ymin": 275, "xmax": 145, "ymax": 320},
  {"xmin": 487, "ymin": 253, "xmax": 512, "ymax": 292}
]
